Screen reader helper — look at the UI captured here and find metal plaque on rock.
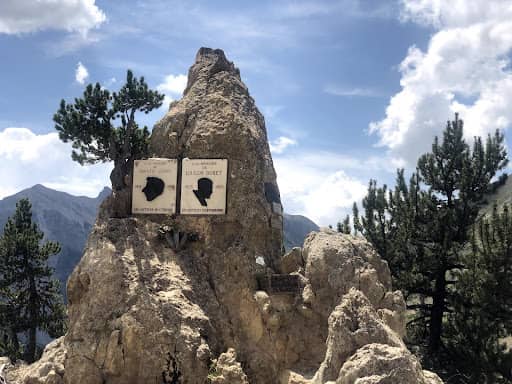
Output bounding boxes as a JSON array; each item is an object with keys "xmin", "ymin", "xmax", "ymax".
[
  {"xmin": 270, "ymin": 274, "xmax": 300, "ymax": 294},
  {"xmin": 132, "ymin": 159, "xmax": 178, "ymax": 214},
  {"xmin": 180, "ymin": 158, "xmax": 228, "ymax": 215}
]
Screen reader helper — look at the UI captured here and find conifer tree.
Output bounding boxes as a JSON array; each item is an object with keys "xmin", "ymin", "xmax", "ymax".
[
  {"xmin": 0, "ymin": 199, "xmax": 66, "ymax": 363},
  {"xmin": 53, "ymin": 70, "xmax": 164, "ymax": 191},
  {"xmin": 337, "ymin": 215, "xmax": 351, "ymax": 234},
  {"xmin": 354, "ymin": 114, "xmax": 508, "ymax": 365},
  {"xmin": 443, "ymin": 203, "xmax": 512, "ymax": 383},
  {"xmin": 416, "ymin": 114, "xmax": 507, "ymax": 355},
  {"xmin": 353, "ymin": 180, "xmax": 390, "ymax": 260}
]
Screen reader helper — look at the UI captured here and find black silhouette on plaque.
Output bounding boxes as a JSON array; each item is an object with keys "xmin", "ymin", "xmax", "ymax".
[
  {"xmin": 142, "ymin": 177, "xmax": 165, "ymax": 201},
  {"xmin": 193, "ymin": 177, "xmax": 213, "ymax": 206}
]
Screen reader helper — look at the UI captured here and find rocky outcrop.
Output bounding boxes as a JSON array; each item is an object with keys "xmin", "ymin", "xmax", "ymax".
[
  {"xmin": 150, "ymin": 46, "xmax": 283, "ymax": 270},
  {"xmin": 336, "ymin": 343, "xmax": 442, "ymax": 384},
  {"xmin": 208, "ymin": 348, "xmax": 249, "ymax": 384},
  {"xmin": 5, "ymin": 48, "xmax": 442, "ymax": 384},
  {"xmin": 5, "ymin": 338, "xmax": 66, "ymax": 384}
]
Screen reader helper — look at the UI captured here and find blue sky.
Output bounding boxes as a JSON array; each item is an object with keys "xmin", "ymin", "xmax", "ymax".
[{"xmin": 1, "ymin": 0, "xmax": 512, "ymax": 226}]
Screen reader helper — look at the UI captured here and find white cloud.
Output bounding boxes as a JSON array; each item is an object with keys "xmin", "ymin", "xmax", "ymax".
[
  {"xmin": 273, "ymin": 151, "xmax": 396, "ymax": 226},
  {"xmin": 0, "ymin": 127, "xmax": 110, "ymax": 199},
  {"xmin": 157, "ymin": 74, "xmax": 187, "ymax": 96},
  {"xmin": 156, "ymin": 74, "xmax": 187, "ymax": 110},
  {"xmin": 269, "ymin": 136, "xmax": 297, "ymax": 154},
  {"xmin": 324, "ymin": 84, "xmax": 382, "ymax": 97},
  {"xmin": 0, "ymin": 0, "xmax": 106, "ymax": 35},
  {"xmin": 75, "ymin": 62, "xmax": 89, "ymax": 84},
  {"xmin": 371, "ymin": 0, "xmax": 512, "ymax": 165},
  {"xmin": 399, "ymin": 0, "xmax": 509, "ymax": 28}
]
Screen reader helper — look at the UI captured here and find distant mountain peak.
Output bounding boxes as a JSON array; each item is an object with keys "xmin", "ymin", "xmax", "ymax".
[{"xmin": 32, "ymin": 183, "xmax": 48, "ymax": 190}]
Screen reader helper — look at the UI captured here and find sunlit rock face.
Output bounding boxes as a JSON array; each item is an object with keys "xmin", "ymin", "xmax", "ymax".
[{"xmin": 150, "ymin": 47, "xmax": 283, "ymax": 270}]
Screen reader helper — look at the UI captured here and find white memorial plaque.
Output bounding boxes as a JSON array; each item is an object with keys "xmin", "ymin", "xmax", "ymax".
[
  {"xmin": 180, "ymin": 158, "xmax": 228, "ymax": 215},
  {"xmin": 132, "ymin": 158, "xmax": 178, "ymax": 214}
]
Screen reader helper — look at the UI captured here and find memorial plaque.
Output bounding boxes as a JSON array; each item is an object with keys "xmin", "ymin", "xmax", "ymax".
[
  {"xmin": 180, "ymin": 158, "xmax": 228, "ymax": 215},
  {"xmin": 132, "ymin": 159, "xmax": 178, "ymax": 214},
  {"xmin": 270, "ymin": 274, "xmax": 300, "ymax": 294},
  {"xmin": 255, "ymin": 274, "xmax": 301, "ymax": 294}
]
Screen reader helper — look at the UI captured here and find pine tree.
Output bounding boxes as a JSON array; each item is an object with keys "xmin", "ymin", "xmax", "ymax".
[
  {"xmin": 353, "ymin": 170, "xmax": 429, "ymax": 301},
  {"xmin": 53, "ymin": 70, "xmax": 164, "ymax": 192},
  {"xmin": 416, "ymin": 114, "xmax": 507, "ymax": 355},
  {"xmin": 443, "ymin": 203, "xmax": 512, "ymax": 383},
  {"xmin": 353, "ymin": 180, "xmax": 390, "ymax": 260},
  {"xmin": 337, "ymin": 215, "xmax": 351, "ymax": 234},
  {"xmin": 354, "ymin": 114, "xmax": 508, "ymax": 366},
  {"xmin": 0, "ymin": 199, "xmax": 66, "ymax": 363}
]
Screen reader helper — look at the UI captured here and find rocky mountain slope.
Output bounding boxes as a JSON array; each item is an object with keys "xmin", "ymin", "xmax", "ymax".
[{"xmin": 3, "ymin": 48, "xmax": 441, "ymax": 384}]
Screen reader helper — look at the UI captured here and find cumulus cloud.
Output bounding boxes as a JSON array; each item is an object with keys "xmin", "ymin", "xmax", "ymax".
[
  {"xmin": 156, "ymin": 74, "xmax": 187, "ymax": 109},
  {"xmin": 269, "ymin": 136, "xmax": 297, "ymax": 154},
  {"xmin": 75, "ymin": 62, "xmax": 89, "ymax": 84},
  {"xmin": 0, "ymin": 0, "xmax": 106, "ymax": 35},
  {"xmin": 371, "ymin": 0, "xmax": 512, "ymax": 165},
  {"xmin": 157, "ymin": 74, "xmax": 188, "ymax": 96},
  {"xmin": 273, "ymin": 151, "xmax": 396, "ymax": 226},
  {"xmin": 0, "ymin": 127, "xmax": 110, "ymax": 199}
]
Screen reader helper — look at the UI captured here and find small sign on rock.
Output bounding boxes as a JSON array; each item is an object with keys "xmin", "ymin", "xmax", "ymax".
[{"xmin": 257, "ymin": 274, "xmax": 301, "ymax": 294}]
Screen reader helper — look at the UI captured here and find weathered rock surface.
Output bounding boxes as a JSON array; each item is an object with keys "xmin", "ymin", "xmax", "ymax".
[
  {"xmin": 5, "ymin": 338, "xmax": 66, "ymax": 384},
  {"xmin": 280, "ymin": 247, "xmax": 303, "ymax": 274},
  {"xmin": 209, "ymin": 348, "xmax": 249, "ymax": 384},
  {"xmin": 150, "ymin": 46, "xmax": 283, "ymax": 270},
  {"xmin": 5, "ymin": 48, "xmax": 442, "ymax": 384}
]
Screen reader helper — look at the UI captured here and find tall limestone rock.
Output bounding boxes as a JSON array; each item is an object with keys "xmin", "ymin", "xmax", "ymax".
[
  {"xmin": 150, "ymin": 47, "xmax": 283, "ymax": 269},
  {"xmin": 4, "ymin": 48, "xmax": 442, "ymax": 384}
]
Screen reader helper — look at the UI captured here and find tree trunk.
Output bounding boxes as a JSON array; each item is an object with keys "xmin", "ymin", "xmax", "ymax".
[
  {"xmin": 8, "ymin": 328, "xmax": 19, "ymax": 357},
  {"xmin": 26, "ymin": 326, "xmax": 36, "ymax": 363},
  {"xmin": 110, "ymin": 158, "xmax": 134, "ymax": 218},
  {"xmin": 429, "ymin": 268, "xmax": 447, "ymax": 353},
  {"xmin": 110, "ymin": 161, "xmax": 127, "ymax": 191},
  {"xmin": 26, "ymin": 277, "xmax": 37, "ymax": 363}
]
